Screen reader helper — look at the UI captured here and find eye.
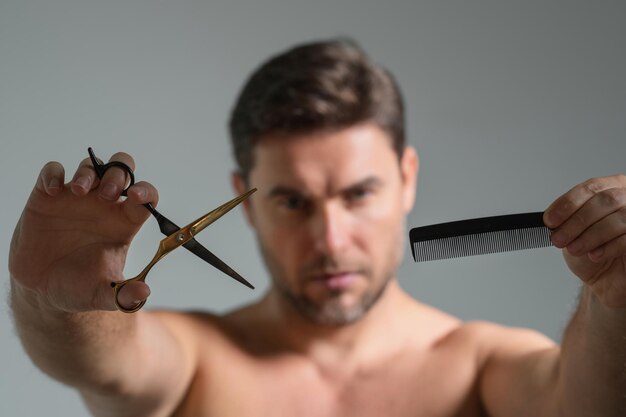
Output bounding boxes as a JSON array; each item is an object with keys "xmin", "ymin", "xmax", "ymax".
[
  {"xmin": 345, "ymin": 186, "xmax": 372, "ymax": 204},
  {"xmin": 279, "ymin": 194, "xmax": 308, "ymax": 211}
]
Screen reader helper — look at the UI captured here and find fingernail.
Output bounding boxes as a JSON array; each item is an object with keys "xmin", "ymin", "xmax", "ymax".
[
  {"xmin": 74, "ymin": 176, "xmax": 91, "ymax": 191},
  {"xmin": 47, "ymin": 177, "xmax": 62, "ymax": 194},
  {"xmin": 100, "ymin": 183, "xmax": 119, "ymax": 200}
]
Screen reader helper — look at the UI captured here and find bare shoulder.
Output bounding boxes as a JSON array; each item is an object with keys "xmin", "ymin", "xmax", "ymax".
[
  {"xmin": 149, "ymin": 308, "xmax": 237, "ymax": 346},
  {"xmin": 145, "ymin": 309, "xmax": 226, "ymax": 372},
  {"xmin": 148, "ymin": 302, "xmax": 267, "ymax": 356},
  {"xmin": 453, "ymin": 319, "xmax": 556, "ymax": 341},
  {"xmin": 419, "ymin": 315, "xmax": 559, "ymax": 375},
  {"xmin": 453, "ymin": 321, "xmax": 561, "ymax": 416},
  {"xmin": 451, "ymin": 320, "xmax": 557, "ymax": 357},
  {"xmin": 401, "ymin": 301, "xmax": 554, "ymax": 353}
]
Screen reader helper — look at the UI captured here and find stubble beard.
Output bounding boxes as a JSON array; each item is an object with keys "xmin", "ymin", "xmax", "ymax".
[
  {"xmin": 258, "ymin": 242, "xmax": 398, "ymax": 327},
  {"xmin": 277, "ymin": 272, "xmax": 392, "ymax": 326}
]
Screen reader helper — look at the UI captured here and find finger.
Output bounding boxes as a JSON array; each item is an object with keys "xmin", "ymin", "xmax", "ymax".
[
  {"xmin": 123, "ymin": 181, "xmax": 160, "ymax": 225},
  {"xmin": 550, "ymin": 187, "xmax": 626, "ymax": 248},
  {"xmin": 70, "ymin": 157, "xmax": 100, "ymax": 196},
  {"xmin": 544, "ymin": 174, "xmax": 626, "ymax": 228},
  {"xmin": 560, "ymin": 208, "xmax": 626, "ymax": 257},
  {"xmin": 97, "ymin": 152, "xmax": 136, "ymax": 201},
  {"xmin": 115, "ymin": 281, "xmax": 151, "ymax": 311},
  {"xmin": 588, "ymin": 234, "xmax": 626, "ymax": 263},
  {"xmin": 36, "ymin": 161, "xmax": 65, "ymax": 196}
]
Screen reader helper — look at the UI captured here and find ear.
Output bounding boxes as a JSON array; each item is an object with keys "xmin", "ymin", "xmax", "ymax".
[
  {"xmin": 231, "ymin": 172, "xmax": 255, "ymax": 227},
  {"xmin": 400, "ymin": 146, "xmax": 419, "ymax": 213}
]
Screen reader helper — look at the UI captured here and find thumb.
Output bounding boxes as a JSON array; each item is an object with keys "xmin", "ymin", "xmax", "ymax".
[{"xmin": 114, "ymin": 281, "xmax": 152, "ymax": 311}]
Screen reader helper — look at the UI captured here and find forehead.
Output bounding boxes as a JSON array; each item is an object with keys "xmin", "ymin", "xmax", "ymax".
[{"xmin": 249, "ymin": 124, "xmax": 399, "ymax": 191}]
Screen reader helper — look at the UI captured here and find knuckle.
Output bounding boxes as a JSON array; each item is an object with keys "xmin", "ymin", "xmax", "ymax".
[
  {"xmin": 600, "ymin": 188, "xmax": 626, "ymax": 207},
  {"xmin": 582, "ymin": 178, "xmax": 603, "ymax": 195}
]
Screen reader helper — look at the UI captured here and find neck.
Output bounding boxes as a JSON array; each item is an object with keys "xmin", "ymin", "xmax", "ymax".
[{"xmin": 257, "ymin": 279, "xmax": 415, "ymax": 365}]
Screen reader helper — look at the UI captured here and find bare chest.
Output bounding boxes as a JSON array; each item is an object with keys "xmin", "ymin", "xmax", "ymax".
[{"xmin": 175, "ymin": 347, "xmax": 485, "ymax": 417}]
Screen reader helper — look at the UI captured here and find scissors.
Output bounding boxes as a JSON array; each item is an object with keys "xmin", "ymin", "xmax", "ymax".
[{"xmin": 87, "ymin": 147, "xmax": 256, "ymax": 313}]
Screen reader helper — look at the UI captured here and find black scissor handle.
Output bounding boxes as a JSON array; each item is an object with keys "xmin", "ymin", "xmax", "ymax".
[{"xmin": 88, "ymin": 147, "xmax": 136, "ymax": 197}]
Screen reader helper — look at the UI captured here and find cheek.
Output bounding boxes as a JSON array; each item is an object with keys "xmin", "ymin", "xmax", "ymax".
[
  {"xmin": 354, "ymin": 195, "xmax": 405, "ymax": 258},
  {"xmin": 360, "ymin": 191, "xmax": 404, "ymax": 231},
  {"xmin": 255, "ymin": 219, "xmax": 306, "ymax": 276}
]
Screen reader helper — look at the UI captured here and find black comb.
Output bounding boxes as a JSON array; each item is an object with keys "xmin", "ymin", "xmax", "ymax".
[{"xmin": 409, "ymin": 212, "xmax": 553, "ymax": 262}]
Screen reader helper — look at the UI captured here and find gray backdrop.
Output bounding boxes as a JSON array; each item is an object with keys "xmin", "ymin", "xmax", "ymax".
[{"xmin": 2, "ymin": 0, "xmax": 625, "ymax": 415}]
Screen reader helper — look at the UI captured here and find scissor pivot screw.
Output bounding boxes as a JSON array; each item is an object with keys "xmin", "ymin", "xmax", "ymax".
[{"xmin": 176, "ymin": 233, "xmax": 186, "ymax": 242}]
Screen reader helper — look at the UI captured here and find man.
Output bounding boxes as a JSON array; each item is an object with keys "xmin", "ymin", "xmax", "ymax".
[{"xmin": 9, "ymin": 38, "xmax": 626, "ymax": 416}]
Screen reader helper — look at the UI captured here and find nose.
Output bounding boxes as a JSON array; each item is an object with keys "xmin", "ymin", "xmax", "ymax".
[{"xmin": 310, "ymin": 201, "xmax": 350, "ymax": 255}]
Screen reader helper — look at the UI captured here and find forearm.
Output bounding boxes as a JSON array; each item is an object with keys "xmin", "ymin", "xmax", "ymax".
[
  {"xmin": 558, "ymin": 287, "xmax": 626, "ymax": 417},
  {"xmin": 8, "ymin": 152, "xmax": 194, "ymax": 416},
  {"xmin": 10, "ymin": 278, "xmax": 142, "ymax": 394}
]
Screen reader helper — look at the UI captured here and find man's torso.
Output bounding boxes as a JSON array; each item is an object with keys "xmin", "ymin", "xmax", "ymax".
[{"xmin": 169, "ymin": 304, "xmax": 492, "ymax": 417}]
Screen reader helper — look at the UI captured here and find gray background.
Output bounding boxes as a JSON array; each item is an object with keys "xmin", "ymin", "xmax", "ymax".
[{"xmin": 1, "ymin": 0, "xmax": 624, "ymax": 415}]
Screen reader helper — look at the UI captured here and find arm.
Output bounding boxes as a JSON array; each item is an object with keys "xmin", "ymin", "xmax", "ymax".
[
  {"xmin": 556, "ymin": 286, "xmax": 626, "ymax": 417},
  {"xmin": 480, "ymin": 174, "xmax": 626, "ymax": 417},
  {"xmin": 9, "ymin": 153, "xmax": 198, "ymax": 417},
  {"xmin": 544, "ymin": 174, "xmax": 626, "ymax": 417}
]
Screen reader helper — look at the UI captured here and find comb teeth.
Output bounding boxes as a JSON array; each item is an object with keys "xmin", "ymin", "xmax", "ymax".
[
  {"xmin": 409, "ymin": 212, "xmax": 553, "ymax": 262},
  {"xmin": 412, "ymin": 226, "xmax": 552, "ymax": 262}
]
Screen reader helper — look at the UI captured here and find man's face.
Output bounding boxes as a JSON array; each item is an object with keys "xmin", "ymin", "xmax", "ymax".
[{"xmin": 236, "ymin": 123, "xmax": 418, "ymax": 325}]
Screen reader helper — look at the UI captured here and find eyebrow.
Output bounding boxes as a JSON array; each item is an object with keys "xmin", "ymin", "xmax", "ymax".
[
  {"xmin": 344, "ymin": 176, "xmax": 384, "ymax": 193},
  {"xmin": 266, "ymin": 176, "xmax": 384, "ymax": 198},
  {"xmin": 266, "ymin": 185, "xmax": 306, "ymax": 199}
]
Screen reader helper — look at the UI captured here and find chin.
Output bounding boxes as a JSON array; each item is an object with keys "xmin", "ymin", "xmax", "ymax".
[{"xmin": 282, "ymin": 281, "xmax": 389, "ymax": 327}]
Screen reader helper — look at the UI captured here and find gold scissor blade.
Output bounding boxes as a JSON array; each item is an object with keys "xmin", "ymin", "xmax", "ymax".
[
  {"xmin": 189, "ymin": 188, "xmax": 257, "ymax": 236},
  {"xmin": 158, "ymin": 188, "xmax": 257, "ymax": 255}
]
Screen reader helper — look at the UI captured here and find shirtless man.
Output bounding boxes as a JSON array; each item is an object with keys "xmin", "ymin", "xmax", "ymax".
[{"xmin": 9, "ymin": 39, "xmax": 626, "ymax": 417}]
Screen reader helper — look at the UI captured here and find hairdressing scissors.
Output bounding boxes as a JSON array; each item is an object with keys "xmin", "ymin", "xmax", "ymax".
[{"xmin": 87, "ymin": 147, "xmax": 256, "ymax": 313}]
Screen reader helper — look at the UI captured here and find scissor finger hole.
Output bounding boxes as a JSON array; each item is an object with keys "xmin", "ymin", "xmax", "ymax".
[
  {"xmin": 87, "ymin": 149, "xmax": 136, "ymax": 196},
  {"xmin": 102, "ymin": 161, "xmax": 135, "ymax": 196},
  {"xmin": 115, "ymin": 297, "xmax": 146, "ymax": 313},
  {"xmin": 111, "ymin": 279, "xmax": 150, "ymax": 313}
]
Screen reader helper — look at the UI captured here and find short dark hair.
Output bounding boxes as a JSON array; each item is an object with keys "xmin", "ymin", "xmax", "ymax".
[{"xmin": 229, "ymin": 38, "xmax": 406, "ymax": 180}]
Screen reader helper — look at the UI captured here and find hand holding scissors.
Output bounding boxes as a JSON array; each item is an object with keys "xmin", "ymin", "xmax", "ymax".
[{"xmin": 88, "ymin": 148, "xmax": 255, "ymax": 313}]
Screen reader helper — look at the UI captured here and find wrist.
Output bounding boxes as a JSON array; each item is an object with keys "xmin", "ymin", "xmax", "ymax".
[
  {"xmin": 581, "ymin": 287, "xmax": 626, "ymax": 329},
  {"xmin": 10, "ymin": 276, "xmax": 92, "ymax": 324}
]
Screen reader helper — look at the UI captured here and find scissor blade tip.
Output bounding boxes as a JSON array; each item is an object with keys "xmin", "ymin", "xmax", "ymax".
[{"xmin": 232, "ymin": 275, "xmax": 255, "ymax": 290}]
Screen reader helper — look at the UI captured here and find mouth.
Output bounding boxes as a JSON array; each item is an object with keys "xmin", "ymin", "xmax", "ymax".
[{"xmin": 311, "ymin": 271, "xmax": 358, "ymax": 290}]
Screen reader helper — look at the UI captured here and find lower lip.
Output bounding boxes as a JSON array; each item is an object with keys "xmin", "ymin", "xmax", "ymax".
[{"xmin": 317, "ymin": 273, "xmax": 357, "ymax": 290}]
